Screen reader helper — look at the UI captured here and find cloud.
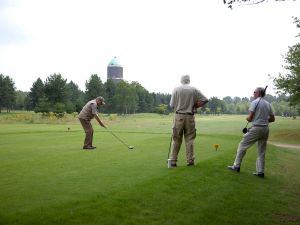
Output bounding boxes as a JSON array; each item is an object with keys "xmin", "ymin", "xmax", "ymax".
[
  {"xmin": 0, "ymin": 0, "xmax": 300, "ymax": 98},
  {"xmin": 0, "ymin": 0, "xmax": 27, "ymax": 45}
]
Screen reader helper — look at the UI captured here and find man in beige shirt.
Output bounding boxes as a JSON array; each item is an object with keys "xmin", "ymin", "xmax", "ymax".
[
  {"xmin": 78, "ymin": 96, "xmax": 106, "ymax": 150},
  {"xmin": 169, "ymin": 75, "xmax": 208, "ymax": 167}
]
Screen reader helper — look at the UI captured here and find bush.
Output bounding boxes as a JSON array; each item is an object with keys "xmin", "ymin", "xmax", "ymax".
[{"xmin": 109, "ymin": 114, "xmax": 118, "ymax": 121}]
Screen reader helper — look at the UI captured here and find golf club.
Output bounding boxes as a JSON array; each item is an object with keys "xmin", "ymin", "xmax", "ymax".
[
  {"xmin": 105, "ymin": 127, "xmax": 134, "ymax": 149},
  {"xmin": 242, "ymin": 85, "xmax": 268, "ymax": 134},
  {"xmin": 167, "ymin": 136, "xmax": 173, "ymax": 168},
  {"xmin": 167, "ymin": 136, "xmax": 172, "ymax": 160}
]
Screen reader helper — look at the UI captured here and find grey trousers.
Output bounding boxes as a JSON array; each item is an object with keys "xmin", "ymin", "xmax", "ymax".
[
  {"xmin": 169, "ymin": 114, "xmax": 196, "ymax": 164},
  {"xmin": 233, "ymin": 126, "xmax": 269, "ymax": 173},
  {"xmin": 79, "ymin": 118, "xmax": 93, "ymax": 148}
]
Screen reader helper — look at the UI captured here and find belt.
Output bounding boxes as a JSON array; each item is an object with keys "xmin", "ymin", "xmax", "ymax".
[
  {"xmin": 176, "ymin": 111, "xmax": 194, "ymax": 115},
  {"xmin": 253, "ymin": 125, "xmax": 268, "ymax": 127}
]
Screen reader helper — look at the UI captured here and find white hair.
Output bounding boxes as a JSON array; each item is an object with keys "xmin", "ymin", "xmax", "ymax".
[{"xmin": 181, "ymin": 75, "xmax": 190, "ymax": 84}]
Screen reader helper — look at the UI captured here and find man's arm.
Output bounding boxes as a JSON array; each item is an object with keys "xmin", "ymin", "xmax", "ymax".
[
  {"xmin": 246, "ymin": 111, "xmax": 254, "ymax": 122},
  {"xmin": 169, "ymin": 90, "xmax": 176, "ymax": 109},
  {"xmin": 95, "ymin": 114, "xmax": 106, "ymax": 128},
  {"xmin": 194, "ymin": 99, "xmax": 208, "ymax": 108},
  {"xmin": 194, "ymin": 89, "xmax": 208, "ymax": 109},
  {"xmin": 269, "ymin": 114, "xmax": 275, "ymax": 123},
  {"xmin": 269, "ymin": 104, "xmax": 275, "ymax": 123}
]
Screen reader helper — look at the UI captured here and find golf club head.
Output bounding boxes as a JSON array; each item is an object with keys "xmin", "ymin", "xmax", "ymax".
[
  {"xmin": 128, "ymin": 146, "xmax": 134, "ymax": 149},
  {"xmin": 242, "ymin": 127, "xmax": 248, "ymax": 134}
]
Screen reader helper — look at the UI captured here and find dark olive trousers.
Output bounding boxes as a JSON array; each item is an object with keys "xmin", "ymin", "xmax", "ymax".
[{"xmin": 79, "ymin": 118, "xmax": 93, "ymax": 148}]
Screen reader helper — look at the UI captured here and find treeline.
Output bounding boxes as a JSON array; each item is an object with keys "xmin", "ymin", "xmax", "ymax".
[
  {"xmin": 0, "ymin": 73, "xmax": 171, "ymax": 114},
  {"xmin": 0, "ymin": 73, "xmax": 298, "ymax": 116},
  {"xmin": 198, "ymin": 95, "xmax": 298, "ymax": 117}
]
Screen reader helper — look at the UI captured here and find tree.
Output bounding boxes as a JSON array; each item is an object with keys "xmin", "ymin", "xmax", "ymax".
[
  {"xmin": 85, "ymin": 74, "xmax": 105, "ymax": 101},
  {"xmin": 34, "ymin": 96, "xmax": 51, "ymax": 113},
  {"xmin": 53, "ymin": 102, "xmax": 65, "ymax": 115},
  {"xmin": 66, "ymin": 81, "xmax": 85, "ymax": 113},
  {"xmin": 44, "ymin": 73, "xmax": 68, "ymax": 105},
  {"xmin": 225, "ymin": 103, "xmax": 236, "ymax": 114},
  {"xmin": 15, "ymin": 91, "xmax": 28, "ymax": 110},
  {"xmin": 273, "ymin": 17, "xmax": 300, "ymax": 112},
  {"xmin": 0, "ymin": 74, "xmax": 16, "ymax": 112},
  {"xmin": 224, "ymin": 0, "xmax": 293, "ymax": 10},
  {"xmin": 274, "ymin": 43, "xmax": 300, "ymax": 106},
  {"xmin": 104, "ymin": 79, "xmax": 117, "ymax": 113},
  {"xmin": 207, "ymin": 97, "xmax": 225, "ymax": 115},
  {"xmin": 264, "ymin": 94, "xmax": 276, "ymax": 103},
  {"xmin": 233, "ymin": 97, "xmax": 242, "ymax": 104},
  {"xmin": 223, "ymin": 96, "xmax": 233, "ymax": 104},
  {"xmin": 131, "ymin": 81, "xmax": 154, "ymax": 113},
  {"xmin": 156, "ymin": 104, "xmax": 169, "ymax": 115},
  {"xmin": 113, "ymin": 80, "xmax": 138, "ymax": 114},
  {"xmin": 25, "ymin": 78, "xmax": 45, "ymax": 110},
  {"xmin": 271, "ymin": 100, "xmax": 297, "ymax": 116}
]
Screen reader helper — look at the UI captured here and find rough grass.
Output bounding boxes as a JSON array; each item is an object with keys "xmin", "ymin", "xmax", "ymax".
[{"xmin": 0, "ymin": 113, "xmax": 299, "ymax": 225}]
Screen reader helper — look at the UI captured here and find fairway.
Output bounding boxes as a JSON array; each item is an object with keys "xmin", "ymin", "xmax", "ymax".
[{"xmin": 0, "ymin": 113, "xmax": 300, "ymax": 225}]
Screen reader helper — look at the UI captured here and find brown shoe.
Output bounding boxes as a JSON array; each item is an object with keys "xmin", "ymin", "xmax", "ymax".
[
  {"xmin": 170, "ymin": 163, "xmax": 177, "ymax": 168},
  {"xmin": 83, "ymin": 146, "xmax": 95, "ymax": 150}
]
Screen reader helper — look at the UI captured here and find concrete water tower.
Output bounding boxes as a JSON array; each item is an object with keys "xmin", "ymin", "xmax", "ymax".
[{"xmin": 107, "ymin": 57, "xmax": 123, "ymax": 83}]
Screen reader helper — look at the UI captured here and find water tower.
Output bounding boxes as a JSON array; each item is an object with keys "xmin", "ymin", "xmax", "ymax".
[{"xmin": 107, "ymin": 57, "xmax": 123, "ymax": 83}]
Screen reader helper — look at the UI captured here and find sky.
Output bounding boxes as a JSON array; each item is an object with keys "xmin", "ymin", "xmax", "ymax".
[{"xmin": 0, "ymin": 0, "xmax": 299, "ymax": 99}]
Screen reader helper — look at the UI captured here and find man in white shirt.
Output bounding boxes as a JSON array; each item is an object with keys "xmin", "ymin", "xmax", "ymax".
[{"xmin": 228, "ymin": 87, "xmax": 275, "ymax": 177}]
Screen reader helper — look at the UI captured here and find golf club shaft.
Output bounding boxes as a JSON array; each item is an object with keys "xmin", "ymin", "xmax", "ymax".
[
  {"xmin": 167, "ymin": 136, "xmax": 172, "ymax": 159},
  {"xmin": 105, "ymin": 127, "xmax": 130, "ymax": 148}
]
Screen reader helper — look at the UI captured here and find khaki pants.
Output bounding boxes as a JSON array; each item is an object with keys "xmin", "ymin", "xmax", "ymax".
[
  {"xmin": 79, "ymin": 118, "xmax": 94, "ymax": 148},
  {"xmin": 233, "ymin": 126, "xmax": 269, "ymax": 173},
  {"xmin": 169, "ymin": 114, "xmax": 196, "ymax": 164}
]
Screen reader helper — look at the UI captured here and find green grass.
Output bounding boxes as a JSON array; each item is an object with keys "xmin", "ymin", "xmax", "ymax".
[{"xmin": 0, "ymin": 113, "xmax": 300, "ymax": 225}]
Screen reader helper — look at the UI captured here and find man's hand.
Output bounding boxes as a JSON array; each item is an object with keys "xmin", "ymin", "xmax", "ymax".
[
  {"xmin": 268, "ymin": 115, "xmax": 275, "ymax": 123},
  {"xmin": 194, "ymin": 100, "xmax": 208, "ymax": 108},
  {"xmin": 95, "ymin": 115, "xmax": 106, "ymax": 128},
  {"xmin": 246, "ymin": 112, "xmax": 254, "ymax": 122}
]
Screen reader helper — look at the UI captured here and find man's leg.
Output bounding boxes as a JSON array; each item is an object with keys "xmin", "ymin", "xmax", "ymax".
[
  {"xmin": 233, "ymin": 128, "xmax": 260, "ymax": 167},
  {"xmin": 256, "ymin": 128, "xmax": 269, "ymax": 174},
  {"xmin": 79, "ymin": 118, "xmax": 93, "ymax": 148},
  {"xmin": 184, "ymin": 115, "xmax": 196, "ymax": 165},
  {"xmin": 170, "ymin": 115, "xmax": 184, "ymax": 165}
]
